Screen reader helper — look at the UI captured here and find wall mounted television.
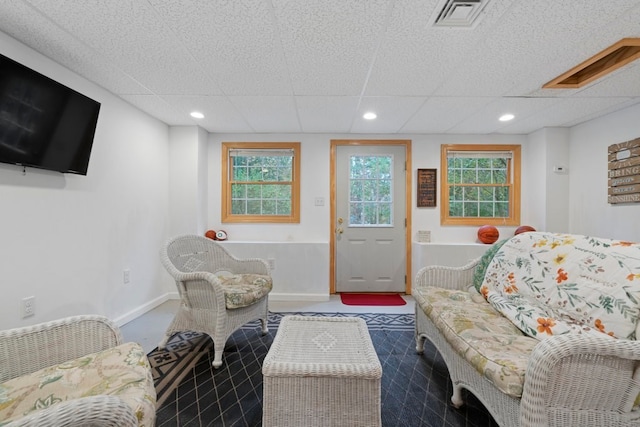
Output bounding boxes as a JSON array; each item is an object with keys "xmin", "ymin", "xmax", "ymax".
[{"xmin": 0, "ymin": 53, "xmax": 101, "ymax": 175}]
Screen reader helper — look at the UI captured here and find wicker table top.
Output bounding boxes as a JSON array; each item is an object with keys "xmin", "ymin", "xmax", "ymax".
[{"xmin": 262, "ymin": 315, "xmax": 382, "ymax": 379}]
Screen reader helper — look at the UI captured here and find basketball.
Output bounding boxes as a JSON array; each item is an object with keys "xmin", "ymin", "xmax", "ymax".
[
  {"xmin": 514, "ymin": 225, "xmax": 536, "ymax": 235},
  {"xmin": 477, "ymin": 225, "xmax": 499, "ymax": 244},
  {"xmin": 205, "ymin": 230, "xmax": 217, "ymax": 240}
]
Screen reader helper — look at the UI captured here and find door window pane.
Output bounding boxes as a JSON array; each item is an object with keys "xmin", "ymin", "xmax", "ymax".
[{"xmin": 348, "ymin": 155, "xmax": 393, "ymax": 226}]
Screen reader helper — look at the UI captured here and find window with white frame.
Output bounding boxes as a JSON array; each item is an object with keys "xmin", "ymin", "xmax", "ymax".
[
  {"xmin": 440, "ymin": 144, "xmax": 521, "ymax": 226},
  {"xmin": 221, "ymin": 142, "xmax": 300, "ymax": 223}
]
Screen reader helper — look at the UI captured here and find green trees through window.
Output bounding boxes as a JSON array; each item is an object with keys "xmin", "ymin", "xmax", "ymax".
[
  {"xmin": 231, "ymin": 154, "xmax": 293, "ymax": 216},
  {"xmin": 349, "ymin": 155, "xmax": 393, "ymax": 226},
  {"xmin": 440, "ymin": 144, "xmax": 521, "ymax": 226},
  {"xmin": 447, "ymin": 157, "xmax": 509, "ymax": 218},
  {"xmin": 222, "ymin": 142, "xmax": 300, "ymax": 223}
]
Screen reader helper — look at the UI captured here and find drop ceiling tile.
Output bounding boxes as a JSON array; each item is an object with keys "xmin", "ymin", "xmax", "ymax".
[
  {"xmin": 561, "ymin": 98, "xmax": 640, "ymax": 127},
  {"xmin": 24, "ymin": 0, "xmax": 223, "ymax": 95},
  {"xmin": 229, "ymin": 96, "xmax": 301, "ymax": 133},
  {"xmin": 158, "ymin": 96, "xmax": 255, "ymax": 133},
  {"xmin": 147, "ymin": 0, "xmax": 293, "ymax": 96},
  {"xmin": 0, "ymin": 1, "xmax": 150, "ymax": 95},
  {"xmin": 120, "ymin": 95, "xmax": 191, "ymax": 126},
  {"xmin": 1, "ymin": 0, "xmax": 639, "ymax": 135},
  {"xmin": 400, "ymin": 97, "xmax": 494, "ymax": 133},
  {"xmin": 272, "ymin": 0, "xmax": 391, "ymax": 95},
  {"xmin": 350, "ymin": 96, "xmax": 427, "ymax": 133},
  {"xmin": 365, "ymin": 0, "xmax": 516, "ymax": 96},
  {"xmin": 433, "ymin": 0, "xmax": 640, "ymax": 97},
  {"xmin": 497, "ymin": 97, "xmax": 636, "ymax": 134},
  {"xmin": 295, "ymin": 96, "xmax": 360, "ymax": 133},
  {"xmin": 447, "ymin": 97, "xmax": 561, "ymax": 134}
]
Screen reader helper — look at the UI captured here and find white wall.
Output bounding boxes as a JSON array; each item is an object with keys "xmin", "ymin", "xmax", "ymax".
[
  {"xmin": 207, "ymin": 133, "xmax": 531, "ymax": 244},
  {"xmin": 0, "ymin": 32, "xmax": 173, "ymax": 329},
  {"xmin": 410, "ymin": 134, "xmax": 530, "ymax": 242},
  {"xmin": 207, "ymin": 133, "xmax": 331, "ymax": 242},
  {"xmin": 205, "ymin": 133, "xmax": 537, "ymax": 297},
  {"xmin": 569, "ymin": 104, "xmax": 640, "ymax": 241},
  {"xmin": 168, "ymin": 126, "xmax": 209, "ymax": 236},
  {"xmin": 523, "ymin": 129, "xmax": 548, "ymax": 230},
  {"xmin": 525, "ymin": 127, "xmax": 571, "ymax": 233}
]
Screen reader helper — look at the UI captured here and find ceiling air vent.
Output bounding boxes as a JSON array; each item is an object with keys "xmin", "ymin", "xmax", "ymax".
[{"xmin": 433, "ymin": 0, "xmax": 490, "ymax": 28}]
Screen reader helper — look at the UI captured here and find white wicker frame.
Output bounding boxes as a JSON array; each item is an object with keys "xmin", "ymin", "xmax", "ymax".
[
  {"xmin": 0, "ymin": 315, "xmax": 143, "ymax": 427},
  {"xmin": 415, "ymin": 260, "xmax": 640, "ymax": 427},
  {"xmin": 159, "ymin": 234, "xmax": 270, "ymax": 368},
  {"xmin": 262, "ymin": 316, "xmax": 382, "ymax": 427}
]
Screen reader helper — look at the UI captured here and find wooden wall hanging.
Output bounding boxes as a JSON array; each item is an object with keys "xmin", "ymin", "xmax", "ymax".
[
  {"xmin": 417, "ymin": 168, "xmax": 437, "ymax": 207},
  {"xmin": 608, "ymin": 137, "xmax": 640, "ymax": 204}
]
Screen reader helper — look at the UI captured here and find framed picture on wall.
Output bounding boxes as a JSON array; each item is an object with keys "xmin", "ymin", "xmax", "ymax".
[{"xmin": 417, "ymin": 168, "xmax": 437, "ymax": 207}]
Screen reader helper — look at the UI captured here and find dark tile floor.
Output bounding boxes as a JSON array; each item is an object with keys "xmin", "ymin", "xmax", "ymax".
[{"xmin": 155, "ymin": 319, "xmax": 499, "ymax": 427}]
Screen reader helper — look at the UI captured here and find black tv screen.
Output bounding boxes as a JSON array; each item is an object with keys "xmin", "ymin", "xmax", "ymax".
[{"xmin": 0, "ymin": 53, "xmax": 101, "ymax": 175}]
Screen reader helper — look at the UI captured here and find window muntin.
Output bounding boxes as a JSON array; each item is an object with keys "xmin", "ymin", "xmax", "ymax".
[
  {"xmin": 349, "ymin": 155, "xmax": 393, "ymax": 227},
  {"xmin": 222, "ymin": 142, "xmax": 300, "ymax": 223},
  {"xmin": 441, "ymin": 144, "xmax": 520, "ymax": 226}
]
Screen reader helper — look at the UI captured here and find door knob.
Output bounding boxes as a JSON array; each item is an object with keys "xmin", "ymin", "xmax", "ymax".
[
  {"xmin": 337, "ymin": 217, "xmax": 344, "ymax": 224},
  {"xmin": 336, "ymin": 227, "xmax": 344, "ymax": 234}
]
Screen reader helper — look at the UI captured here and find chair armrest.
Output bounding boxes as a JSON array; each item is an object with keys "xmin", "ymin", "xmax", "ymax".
[
  {"xmin": 520, "ymin": 334, "xmax": 640, "ymax": 426},
  {"xmin": 0, "ymin": 315, "xmax": 122, "ymax": 382},
  {"xmin": 2, "ymin": 395, "xmax": 138, "ymax": 427},
  {"xmin": 414, "ymin": 258, "xmax": 480, "ymax": 291}
]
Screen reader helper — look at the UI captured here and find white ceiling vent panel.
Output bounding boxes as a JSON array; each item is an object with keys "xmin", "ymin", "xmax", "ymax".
[{"xmin": 432, "ymin": 0, "xmax": 490, "ymax": 28}]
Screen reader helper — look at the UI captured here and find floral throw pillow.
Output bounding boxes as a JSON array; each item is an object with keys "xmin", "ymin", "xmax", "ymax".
[{"xmin": 473, "ymin": 238, "xmax": 508, "ymax": 293}]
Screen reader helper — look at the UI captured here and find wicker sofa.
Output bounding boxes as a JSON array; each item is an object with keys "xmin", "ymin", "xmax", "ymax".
[
  {"xmin": 0, "ymin": 315, "xmax": 156, "ymax": 426},
  {"xmin": 414, "ymin": 231, "xmax": 640, "ymax": 427}
]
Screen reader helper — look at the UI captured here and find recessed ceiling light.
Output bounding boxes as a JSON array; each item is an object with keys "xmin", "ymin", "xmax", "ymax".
[
  {"xmin": 190, "ymin": 111, "xmax": 204, "ymax": 119},
  {"xmin": 499, "ymin": 113, "xmax": 515, "ymax": 122},
  {"xmin": 363, "ymin": 112, "xmax": 377, "ymax": 120}
]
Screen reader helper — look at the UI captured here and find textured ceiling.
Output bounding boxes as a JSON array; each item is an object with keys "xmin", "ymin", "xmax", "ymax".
[{"xmin": 1, "ymin": 0, "xmax": 639, "ymax": 134}]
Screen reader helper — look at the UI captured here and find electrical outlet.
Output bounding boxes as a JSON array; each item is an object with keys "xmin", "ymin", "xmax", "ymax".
[
  {"xmin": 22, "ymin": 296, "xmax": 35, "ymax": 318},
  {"xmin": 267, "ymin": 258, "xmax": 276, "ymax": 270},
  {"xmin": 123, "ymin": 269, "xmax": 131, "ymax": 284}
]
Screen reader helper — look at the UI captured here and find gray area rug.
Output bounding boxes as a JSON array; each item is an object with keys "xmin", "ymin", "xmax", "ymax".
[{"xmin": 148, "ymin": 312, "xmax": 497, "ymax": 426}]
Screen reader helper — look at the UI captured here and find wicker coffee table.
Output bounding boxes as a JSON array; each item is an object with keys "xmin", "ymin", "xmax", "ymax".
[{"xmin": 262, "ymin": 315, "xmax": 382, "ymax": 427}]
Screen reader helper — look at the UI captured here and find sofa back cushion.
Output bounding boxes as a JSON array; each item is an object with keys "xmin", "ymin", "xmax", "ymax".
[{"xmin": 481, "ymin": 232, "xmax": 640, "ymax": 340}]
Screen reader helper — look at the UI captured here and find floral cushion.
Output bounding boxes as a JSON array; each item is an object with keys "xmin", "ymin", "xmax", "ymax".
[
  {"xmin": 481, "ymin": 232, "xmax": 640, "ymax": 340},
  {"xmin": 414, "ymin": 287, "xmax": 537, "ymax": 397},
  {"xmin": 472, "ymin": 239, "xmax": 509, "ymax": 292},
  {"xmin": 0, "ymin": 342, "xmax": 156, "ymax": 426},
  {"xmin": 219, "ymin": 274, "xmax": 272, "ymax": 309}
]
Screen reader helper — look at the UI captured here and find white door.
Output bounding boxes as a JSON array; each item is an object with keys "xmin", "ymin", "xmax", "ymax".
[{"xmin": 335, "ymin": 145, "xmax": 406, "ymax": 292}]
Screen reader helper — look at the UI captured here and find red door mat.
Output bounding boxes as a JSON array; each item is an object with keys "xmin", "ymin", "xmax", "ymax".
[{"xmin": 340, "ymin": 293, "xmax": 406, "ymax": 306}]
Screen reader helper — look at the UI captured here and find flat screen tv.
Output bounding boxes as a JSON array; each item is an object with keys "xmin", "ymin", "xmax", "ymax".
[{"xmin": 0, "ymin": 53, "xmax": 101, "ymax": 175}]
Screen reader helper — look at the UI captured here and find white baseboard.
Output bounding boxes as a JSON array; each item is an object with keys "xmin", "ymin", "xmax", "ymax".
[
  {"xmin": 115, "ymin": 291, "xmax": 329, "ymax": 326},
  {"xmin": 114, "ymin": 292, "xmax": 179, "ymax": 326},
  {"xmin": 268, "ymin": 292, "xmax": 330, "ymax": 302}
]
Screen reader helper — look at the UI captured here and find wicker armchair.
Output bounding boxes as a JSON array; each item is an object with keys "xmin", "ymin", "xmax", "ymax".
[
  {"xmin": 0, "ymin": 315, "xmax": 156, "ymax": 426},
  {"xmin": 159, "ymin": 234, "xmax": 272, "ymax": 368}
]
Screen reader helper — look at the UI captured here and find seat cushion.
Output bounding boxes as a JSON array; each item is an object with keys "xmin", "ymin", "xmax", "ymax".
[
  {"xmin": 414, "ymin": 287, "xmax": 537, "ymax": 398},
  {"xmin": 0, "ymin": 342, "xmax": 156, "ymax": 426},
  {"xmin": 219, "ymin": 273, "xmax": 273, "ymax": 309}
]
